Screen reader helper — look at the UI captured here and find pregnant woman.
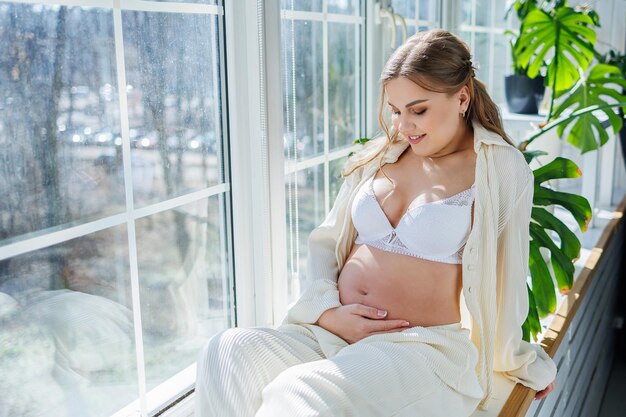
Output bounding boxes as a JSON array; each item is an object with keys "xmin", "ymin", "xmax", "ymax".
[{"xmin": 195, "ymin": 28, "xmax": 557, "ymax": 417}]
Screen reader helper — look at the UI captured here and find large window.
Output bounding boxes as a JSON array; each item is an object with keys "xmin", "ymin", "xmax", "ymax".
[
  {"xmin": 281, "ymin": 0, "xmax": 365, "ymax": 303},
  {"xmin": 0, "ymin": 1, "xmax": 231, "ymax": 416}
]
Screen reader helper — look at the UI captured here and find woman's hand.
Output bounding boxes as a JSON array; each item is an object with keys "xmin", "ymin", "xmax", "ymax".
[
  {"xmin": 316, "ymin": 304, "xmax": 412, "ymax": 344},
  {"xmin": 534, "ymin": 380, "xmax": 556, "ymax": 400}
]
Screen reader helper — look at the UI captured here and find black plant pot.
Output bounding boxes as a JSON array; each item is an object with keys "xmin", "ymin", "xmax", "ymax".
[{"xmin": 505, "ymin": 74, "xmax": 545, "ymax": 114}]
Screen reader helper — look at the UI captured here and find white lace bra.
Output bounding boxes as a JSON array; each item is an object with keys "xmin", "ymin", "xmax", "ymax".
[{"xmin": 351, "ymin": 175, "xmax": 476, "ymax": 264}]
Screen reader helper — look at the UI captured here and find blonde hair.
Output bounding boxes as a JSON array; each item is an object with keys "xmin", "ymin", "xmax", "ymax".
[{"xmin": 344, "ymin": 28, "xmax": 515, "ymax": 177}]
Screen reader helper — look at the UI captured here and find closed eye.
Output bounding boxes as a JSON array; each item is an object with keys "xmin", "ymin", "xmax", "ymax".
[{"xmin": 391, "ymin": 109, "xmax": 426, "ymax": 116}]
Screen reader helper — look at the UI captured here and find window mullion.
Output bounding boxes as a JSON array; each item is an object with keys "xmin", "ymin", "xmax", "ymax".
[
  {"xmin": 224, "ymin": 0, "xmax": 274, "ymax": 327},
  {"xmin": 113, "ymin": 5, "xmax": 148, "ymax": 416},
  {"xmin": 264, "ymin": 0, "xmax": 289, "ymax": 325}
]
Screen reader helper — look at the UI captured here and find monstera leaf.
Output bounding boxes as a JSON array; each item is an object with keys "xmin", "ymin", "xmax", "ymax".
[
  {"xmin": 514, "ymin": 6, "xmax": 597, "ymax": 92},
  {"xmin": 522, "ymin": 284, "xmax": 542, "ymax": 342},
  {"xmin": 551, "ymin": 64, "xmax": 626, "ymax": 153},
  {"xmin": 522, "ymin": 154, "xmax": 592, "ymax": 341}
]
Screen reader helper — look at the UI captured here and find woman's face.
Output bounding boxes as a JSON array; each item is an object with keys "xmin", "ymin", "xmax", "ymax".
[{"xmin": 385, "ymin": 77, "xmax": 471, "ymax": 158}]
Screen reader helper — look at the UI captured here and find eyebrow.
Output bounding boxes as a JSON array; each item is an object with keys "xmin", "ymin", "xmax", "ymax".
[{"xmin": 388, "ymin": 99, "xmax": 430, "ymax": 108}]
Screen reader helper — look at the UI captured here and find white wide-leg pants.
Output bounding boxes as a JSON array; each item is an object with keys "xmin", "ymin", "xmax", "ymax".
[{"xmin": 195, "ymin": 322, "xmax": 483, "ymax": 417}]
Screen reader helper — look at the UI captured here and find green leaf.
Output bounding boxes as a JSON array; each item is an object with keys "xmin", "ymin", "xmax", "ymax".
[
  {"xmin": 353, "ymin": 137, "xmax": 371, "ymax": 145},
  {"xmin": 515, "ymin": 7, "xmax": 598, "ymax": 91},
  {"xmin": 532, "ymin": 206, "xmax": 581, "ymax": 260},
  {"xmin": 529, "ymin": 241, "xmax": 558, "ymax": 316},
  {"xmin": 532, "ymin": 156, "xmax": 582, "ymax": 184},
  {"xmin": 529, "ymin": 222, "xmax": 575, "ymax": 292},
  {"xmin": 551, "ymin": 64, "xmax": 626, "ymax": 152},
  {"xmin": 523, "ymin": 284, "xmax": 543, "ymax": 342},
  {"xmin": 533, "ymin": 186, "xmax": 592, "ymax": 232}
]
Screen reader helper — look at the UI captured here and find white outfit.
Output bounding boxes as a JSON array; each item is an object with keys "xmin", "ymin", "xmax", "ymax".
[
  {"xmin": 196, "ymin": 322, "xmax": 483, "ymax": 417},
  {"xmin": 195, "ymin": 120, "xmax": 557, "ymax": 416}
]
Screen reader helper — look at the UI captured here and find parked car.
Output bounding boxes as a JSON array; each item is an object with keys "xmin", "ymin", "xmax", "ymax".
[{"xmin": 131, "ymin": 130, "xmax": 159, "ymax": 150}]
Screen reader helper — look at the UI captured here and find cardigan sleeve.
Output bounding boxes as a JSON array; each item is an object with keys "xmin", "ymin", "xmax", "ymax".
[
  {"xmin": 493, "ymin": 161, "xmax": 557, "ymax": 391},
  {"xmin": 282, "ymin": 173, "xmax": 356, "ymax": 325}
]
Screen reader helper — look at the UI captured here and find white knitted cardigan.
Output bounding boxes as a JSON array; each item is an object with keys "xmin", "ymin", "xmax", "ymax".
[{"xmin": 284, "ymin": 120, "xmax": 557, "ymax": 410}]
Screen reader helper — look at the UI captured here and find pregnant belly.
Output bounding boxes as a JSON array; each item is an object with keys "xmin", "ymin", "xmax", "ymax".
[{"xmin": 337, "ymin": 244, "xmax": 463, "ymax": 327}]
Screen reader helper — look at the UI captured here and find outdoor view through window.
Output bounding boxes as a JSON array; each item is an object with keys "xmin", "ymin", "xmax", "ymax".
[{"xmin": 0, "ymin": 2, "xmax": 232, "ymax": 416}]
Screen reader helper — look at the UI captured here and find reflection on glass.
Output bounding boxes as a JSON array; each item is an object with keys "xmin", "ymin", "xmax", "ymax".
[
  {"xmin": 475, "ymin": 0, "xmax": 493, "ymax": 27},
  {"xmin": 285, "ymin": 165, "xmax": 325, "ymax": 304},
  {"xmin": 328, "ymin": 0, "xmax": 358, "ymax": 15},
  {"xmin": 396, "ymin": 24, "xmax": 417, "ymax": 46},
  {"xmin": 281, "ymin": 19, "xmax": 324, "ymax": 161},
  {"xmin": 280, "ymin": 0, "xmax": 323, "ymax": 12},
  {"xmin": 329, "ymin": 157, "xmax": 348, "ymax": 205},
  {"xmin": 152, "ymin": 0, "xmax": 216, "ymax": 3},
  {"xmin": 135, "ymin": 195, "xmax": 232, "ymax": 390},
  {"xmin": 461, "ymin": 0, "xmax": 472, "ymax": 25},
  {"xmin": 122, "ymin": 12, "xmax": 223, "ymax": 206},
  {"xmin": 0, "ymin": 4, "xmax": 123, "ymax": 242},
  {"xmin": 391, "ymin": 0, "xmax": 416, "ymax": 19},
  {"xmin": 0, "ymin": 226, "xmax": 138, "ymax": 416},
  {"xmin": 494, "ymin": 0, "xmax": 507, "ymax": 28},
  {"xmin": 329, "ymin": 23, "xmax": 358, "ymax": 151},
  {"xmin": 474, "ymin": 32, "xmax": 491, "ymax": 85},
  {"xmin": 492, "ymin": 34, "xmax": 508, "ymax": 104}
]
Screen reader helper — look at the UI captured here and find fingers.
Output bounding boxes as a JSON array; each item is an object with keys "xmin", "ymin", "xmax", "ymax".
[
  {"xmin": 534, "ymin": 381, "xmax": 555, "ymax": 400},
  {"xmin": 351, "ymin": 304, "xmax": 389, "ymax": 320}
]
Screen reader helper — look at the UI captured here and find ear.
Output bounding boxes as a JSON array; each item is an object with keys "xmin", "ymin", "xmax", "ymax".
[{"xmin": 457, "ymin": 85, "xmax": 471, "ymax": 110}]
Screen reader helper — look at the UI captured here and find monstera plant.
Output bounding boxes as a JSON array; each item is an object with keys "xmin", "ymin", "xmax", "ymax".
[{"xmin": 503, "ymin": 0, "xmax": 626, "ymax": 340}]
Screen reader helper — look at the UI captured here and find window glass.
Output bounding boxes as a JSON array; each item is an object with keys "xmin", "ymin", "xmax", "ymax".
[
  {"xmin": 136, "ymin": 195, "xmax": 232, "ymax": 390},
  {"xmin": 0, "ymin": 226, "xmax": 138, "ymax": 416},
  {"xmin": 280, "ymin": 0, "xmax": 323, "ymax": 12},
  {"xmin": 329, "ymin": 157, "xmax": 347, "ymax": 204},
  {"xmin": 0, "ymin": 2, "xmax": 230, "ymax": 415},
  {"xmin": 281, "ymin": 19, "xmax": 324, "ymax": 161},
  {"xmin": 492, "ymin": 33, "xmax": 508, "ymax": 104},
  {"xmin": 419, "ymin": 0, "xmax": 435, "ymax": 20},
  {"xmin": 329, "ymin": 22, "xmax": 358, "ymax": 152},
  {"xmin": 461, "ymin": 0, "xmax": 472, "ymax": 24},
  {"xmin": 285, "ymin": 165, "xmax": 325, "ymax": 303},
  {"xmin": 122, "ymin": 11, "xmax": 223, "ymax": 207},
  {"xmin": 152, "ymin": 0, "xmax": 217, "ymax": 3},
  {"xmin": 475, "ymin": 0, "xmax": 493, "ymax": 27},
  {"xmin": 391, "ymin": 0, "xmax": 416, "ymax": 19},
  {"xmin": 474, "ymin": 32, "xmax": 490, "ymax": 84},
  {"xmin": 0, "ymin": 4, "xmax": 121, "ymax": 243},
  {"xmin": 328, "ymin": 0, "xmax": 358, "ymax": 15}
]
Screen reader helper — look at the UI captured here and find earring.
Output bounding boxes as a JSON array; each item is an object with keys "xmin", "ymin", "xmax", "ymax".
[{"xmin": 462, "ymin": 110, "xmax": 466, "ymax": 118}]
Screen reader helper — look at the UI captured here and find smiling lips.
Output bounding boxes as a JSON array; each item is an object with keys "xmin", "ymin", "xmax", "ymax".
[{"xmin": 407, "ymin": 133, "xmax": 426, "ymax": 144}]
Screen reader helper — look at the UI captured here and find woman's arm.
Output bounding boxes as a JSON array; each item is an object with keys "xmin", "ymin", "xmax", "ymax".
[
  {"xmin": 493, "ymin": 153, "xmax": 557, "ymax": 392},
  {"xmin": 282, "ymin": 174, "xmax": 355, "ymax": 325}
]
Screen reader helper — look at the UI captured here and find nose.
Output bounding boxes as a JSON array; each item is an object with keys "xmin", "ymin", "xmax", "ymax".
[{"xmin": 397, "ymin": 114, "xmax": 415, "ymax": 133}]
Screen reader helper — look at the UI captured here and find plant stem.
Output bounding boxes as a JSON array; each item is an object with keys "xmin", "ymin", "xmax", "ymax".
[{"xmin": 520, "ymin": 101, "xmax": 626, "ymax": 149}]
